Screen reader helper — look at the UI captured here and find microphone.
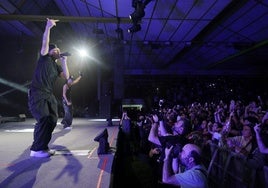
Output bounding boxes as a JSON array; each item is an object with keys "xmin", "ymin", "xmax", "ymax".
[{"xmin": 60, "ymin": 52, "xmax": 72, "ymax": 57}]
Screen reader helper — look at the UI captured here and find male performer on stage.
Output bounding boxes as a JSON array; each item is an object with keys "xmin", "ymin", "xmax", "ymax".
[{"xmin": 28, "ymin": 18, "xmax": 70, "ymax": 157}]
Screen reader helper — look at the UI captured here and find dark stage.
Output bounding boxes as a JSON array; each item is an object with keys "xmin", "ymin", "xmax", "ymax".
[{"xmin": 0, "ymin": 118, "xmax": 119, "ymax": 188}]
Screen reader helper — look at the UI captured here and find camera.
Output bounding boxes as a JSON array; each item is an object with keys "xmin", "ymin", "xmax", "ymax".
[
  {"xmin": 151, "ymin": 108, "xmax": 164, "ymax": 121},
  {"xmin": 157, "ymin": 143, "xmax": 182, "ymax": 163},
  {"xmin": 156, "ymin": 135, "xmax": 185, "ymax": 162},
  {"xmin": 163, "ymin": 136, "xmax": 183, "ymax": 158},
  {"xmin": 169, "ymin": 144, "xmax": 182, "ymax": 159}
]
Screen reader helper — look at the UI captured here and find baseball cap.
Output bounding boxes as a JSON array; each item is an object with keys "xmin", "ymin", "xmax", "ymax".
[{"xmin": 49, "ymin": 43, "xmax": 57, "ymax": 52}]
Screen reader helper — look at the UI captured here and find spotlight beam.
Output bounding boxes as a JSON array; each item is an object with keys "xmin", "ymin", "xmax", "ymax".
[{"xmin": 0, "ymin": 78, "xmax": 30, "ymax": 97}]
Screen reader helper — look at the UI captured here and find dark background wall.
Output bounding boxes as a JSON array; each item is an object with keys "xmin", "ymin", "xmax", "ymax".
[{"xmin": 1, "ymin": 37, "xmax": 268, "ymax": 118}]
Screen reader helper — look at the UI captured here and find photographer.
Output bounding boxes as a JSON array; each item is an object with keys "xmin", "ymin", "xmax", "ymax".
[
  {"xmin": 162, "ymin": 143, "xmax": 208, "ymax": 188},
  {"xmin": 147, "ymin": 113, "xmax": 190, "ymax": 182},
  {"xmin": 148, "ymin": 113, "xmax": 190, "ymax": 147}
]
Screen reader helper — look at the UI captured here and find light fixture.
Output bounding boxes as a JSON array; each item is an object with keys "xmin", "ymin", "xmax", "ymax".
[
  {"xmin": 128, "ymin": 23, "xmax": 141, "ymax": 33},
  {"xmin": 128, "ymin": 0, "xmax": 153, "ymax": 33},
  {"xmin": 129, "ymin": 2, "xmax": 145, "ymax": 23},
  {"xmin": 128, "ymin": 1, "xmax": 145, "ymax": 33}
]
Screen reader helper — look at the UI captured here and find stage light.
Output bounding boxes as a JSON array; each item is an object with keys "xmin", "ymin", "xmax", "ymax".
[
  {"xmin": 128, "ymin": 23, "xmax": 141, "ymax": 33},
  {"xmin": 131, "ymin": 0, "xmax": 139, "ymax": 8},
  {"xmin": 78, "ymin": 49, "xmax": 88, "ymax": 57},
  {"xmin": 129, "ymin": 2, "xmax": 145, "ymax": 23},
  {"xmin": 128, "ymin": 0, "xmax": 153, "ymax": 33},
  {"xmin": 129, "ymin": 10, "xmax": 145, "ymax": 23}
]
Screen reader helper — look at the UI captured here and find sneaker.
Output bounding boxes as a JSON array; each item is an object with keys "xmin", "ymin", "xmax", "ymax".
[
  {"xmin": 46, "ymin": 149, "xmax": 56, "ymax": 155},
  {"xmin": 64, "ymin": 126, "xmax": 72, "ymax": 130},
  {"xmin": 30, "ymin": 150, "xmax": 51, "ymax": 158}
]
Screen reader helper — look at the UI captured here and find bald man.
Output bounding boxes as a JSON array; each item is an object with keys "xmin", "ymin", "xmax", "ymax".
[{"xmin": 162, "ymin": 143, "xmax": 208, "ymax": 188}]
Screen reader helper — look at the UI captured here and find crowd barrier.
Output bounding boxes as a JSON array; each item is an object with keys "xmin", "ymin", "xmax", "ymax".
[
  {"xmin": 206, "ymin": 143, "xmax": 257, "ymax": 188},
  {"xmin": 112, "ymin": 126, "xmax": 268, "ymax": 188}
]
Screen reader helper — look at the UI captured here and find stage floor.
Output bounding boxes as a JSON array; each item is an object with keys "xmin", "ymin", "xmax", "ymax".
[{"xmin": 0, "ymin": 118, "xmax": 119, "ymax": 188}]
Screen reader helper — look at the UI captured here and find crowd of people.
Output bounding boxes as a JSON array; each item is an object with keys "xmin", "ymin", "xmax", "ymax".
[{"xmin": 118, "ymin": 92, "xmax": 268, "ymax": 187}]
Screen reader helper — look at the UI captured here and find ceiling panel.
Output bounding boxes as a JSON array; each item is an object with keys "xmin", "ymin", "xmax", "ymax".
[{"xmin": 0, "ymin": 0, "xmax": 267, "ymax": 76}]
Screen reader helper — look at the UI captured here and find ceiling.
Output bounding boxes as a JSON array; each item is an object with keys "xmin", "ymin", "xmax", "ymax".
[{"xmin": 1, "ymin": 0, "xmax": 268, "ymax": 76}]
